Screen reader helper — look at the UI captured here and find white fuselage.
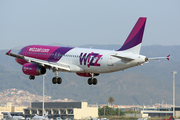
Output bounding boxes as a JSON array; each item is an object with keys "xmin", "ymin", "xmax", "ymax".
[{"xmin": 56, "ymin": 47, "xmax": 147, "ymax": 73}]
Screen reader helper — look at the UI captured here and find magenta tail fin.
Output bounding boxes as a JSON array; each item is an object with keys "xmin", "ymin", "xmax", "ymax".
[{"xmin": 117, "ymin": 17, "xmax": 147, "ymax": 54}]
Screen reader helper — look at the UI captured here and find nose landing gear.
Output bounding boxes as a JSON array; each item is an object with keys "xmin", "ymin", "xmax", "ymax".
[{"xmin": 29, "ymin": 75, "xmax": 35, "ymax": 80}]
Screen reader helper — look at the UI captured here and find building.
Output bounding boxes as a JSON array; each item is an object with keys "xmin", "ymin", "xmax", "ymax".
[
  {"xmin": 23, "ymin": 102, "xmax": 98, "ymax": 119},
  {"xmin": 140, "ymin": 107, "xmax": 180, "ymax": 117},
  {"xmin": 141, "ymin": 110, "xmax": 173, "ymax": 117},
  {"xmin": 0, "ymin": 102, "xmax": 26, "ymax": 119}
]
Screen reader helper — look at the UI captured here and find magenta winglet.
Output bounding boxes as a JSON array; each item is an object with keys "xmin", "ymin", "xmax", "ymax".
[
  {"xmin": 7, "ymin": 50, "xmax": 11, "ymax": 55},
  {"xmin": 167, "ymin": 54, "xmax": 170, "ymax": 60}
]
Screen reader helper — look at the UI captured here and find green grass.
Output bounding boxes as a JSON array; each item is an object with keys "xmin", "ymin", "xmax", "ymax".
[{"xmin": 99, "ymin": 115, "xmax": 172, "ymax": 120}]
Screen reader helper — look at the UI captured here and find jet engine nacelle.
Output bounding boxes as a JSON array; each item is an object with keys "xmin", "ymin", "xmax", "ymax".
[
  {"xmin": 22, "ymin": 63, "xmax": 46, "ymax": 76},
  {"xmin": 76, "ymin": 73, "xmax": 99, "ymax": 77}
]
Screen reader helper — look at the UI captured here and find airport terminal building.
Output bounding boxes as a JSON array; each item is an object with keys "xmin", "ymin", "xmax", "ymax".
[{"xmin": 23, "ymin": 102, "xmax": 98, "ymax": 119}]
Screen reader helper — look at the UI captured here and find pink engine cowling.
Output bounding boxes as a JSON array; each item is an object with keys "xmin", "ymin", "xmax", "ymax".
[{"xmin": 22, "ymin": 63, "xmax": 46, "ymax": 76}]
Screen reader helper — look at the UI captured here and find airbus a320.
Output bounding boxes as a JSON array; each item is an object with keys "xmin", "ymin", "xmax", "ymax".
[{"xmin": 6, "ymin": 17, "xmax": 170, "ymax": 85}]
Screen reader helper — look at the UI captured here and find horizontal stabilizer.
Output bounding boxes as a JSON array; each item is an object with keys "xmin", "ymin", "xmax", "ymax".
[
  {"xmin": 111, "ymin": 55, "xmax": 135, "ymax": 60},
  {"xmin": 148, "ymin": 55, "xmax": 170, "ymax": 61}
]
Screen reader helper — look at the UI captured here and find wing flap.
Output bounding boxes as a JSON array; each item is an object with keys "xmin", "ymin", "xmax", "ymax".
[
  {"xmin": 25, "ymin": 57, "xmax": 70, "ymax": 72},
  {"xmin": 25, "ymin": 56, "xmax": 71, "ymax": 71}
]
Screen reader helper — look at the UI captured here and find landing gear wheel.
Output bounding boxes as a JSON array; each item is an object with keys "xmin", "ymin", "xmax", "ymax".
[
  {"xmin": 52, "ymin": 77, "xmax": 62, "ymax": 84},
  {"xmin": 57, "ymin": 77, "xmax": 62, "ymax": 84},
  {"xmin": 88, "ymin": 78, "xmax": 98, "ymax": 85},
  {"xmin": 29, "ymin": 75, "xmax": 35, "ymax": 80},
  {"xmin": 88, "ymin": 78, "xmax": 93, "ymax": 85},
  {"xmin": 93, "ymin": 78, "xmax": 97, "ymax": 85},
  {"xmin": 52, "ymin": 77, "xmax": 57, "ymax": 84}
]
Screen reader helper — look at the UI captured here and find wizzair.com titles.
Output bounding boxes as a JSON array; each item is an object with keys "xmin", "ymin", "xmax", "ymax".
[{"xmin": 29, "ymin": 48, "xmax": 50, "ymax": 53}]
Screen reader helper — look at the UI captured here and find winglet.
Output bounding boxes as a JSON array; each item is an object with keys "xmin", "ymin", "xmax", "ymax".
[
  {"xmin": 6, "ymin": 50, "xmax": 11, "ymax": 55},
  {"xmin": 167, "ymin": 54, "xmax": 170, "ymax": 61}
]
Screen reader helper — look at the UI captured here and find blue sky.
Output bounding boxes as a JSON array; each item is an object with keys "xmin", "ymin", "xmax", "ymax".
[{"xmin": 0, "ymin": 0, "xmax": 180, "ymax": 50}]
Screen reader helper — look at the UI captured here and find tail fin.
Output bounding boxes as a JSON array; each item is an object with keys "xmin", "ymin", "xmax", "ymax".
[
  {"xmin": 44, "ymin": 112, "xmax": 48, "ymax": 118},
  {"xmin": 117, "ymin": 17, "xmax": 147, "ymax": 54},
  {"xmin": 90, "ymin": 116, "xmax": 93, "ymax": 120}
]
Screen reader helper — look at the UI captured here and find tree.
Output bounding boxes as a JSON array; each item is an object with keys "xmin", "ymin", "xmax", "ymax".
[
  {"xmin": 98, "ymin": 106, "xmax": 117, "ymax": 116},
  {"xmin": 108, "ymin": 97, "xmax": 114, "ymax": 115},
  {"xmin": 115, "ymin": 108, "xmax": 124, "ymax": 116},
  {"xmin": 98, "ymin": 106, "xmax": 124, "ymax": 116}
]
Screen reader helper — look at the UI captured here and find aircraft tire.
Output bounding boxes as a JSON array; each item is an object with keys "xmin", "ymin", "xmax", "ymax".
[
  {"xmin": 93, "ymin": 78, "xmax": 97, "ymax": 85},
  {"xmin": 88, "ymin": 78, "xmax": 93, "ymax": 85},
  {"xmin": 29, "ymin": 75, "xmax": 35, "ymax": 80},
  {"xmin": 52, "ymin": 77, "xmax": 57, "ymax": 84},
  {"xmin": 57, "ymin": 77, "xmax": 62, "ymax": 84}
]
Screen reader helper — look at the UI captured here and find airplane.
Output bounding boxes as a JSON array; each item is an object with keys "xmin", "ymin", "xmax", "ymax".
[
  {"xmin": 6, "ymin": 112, "xmax": 25, "ymax": 120},
  {"xmin": 6, "ymin": 17, "xmax": 170, "ymax": 85},
  {"xmin": 32, "ymin": 112, "xmax": 48, "ymax": 120},
  {"xmin": 159, "ymin": 116, "xmax": 173, "ymax": 120}
]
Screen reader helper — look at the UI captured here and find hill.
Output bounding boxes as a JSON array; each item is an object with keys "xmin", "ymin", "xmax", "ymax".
[{"xmin": 0, "ymin": 45, "xmax": 180, "ymax": 105}]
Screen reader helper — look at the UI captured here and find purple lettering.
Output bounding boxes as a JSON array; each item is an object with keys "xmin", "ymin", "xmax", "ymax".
[
  {"xmin": 80, "ymin": 52, "xmax": 102, "ymax": 67},
  {"xmin": 80, "ymin": 53, "xmax": 90, "ymax": 65}
]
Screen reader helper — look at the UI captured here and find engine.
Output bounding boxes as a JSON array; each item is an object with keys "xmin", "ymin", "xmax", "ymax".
[
  {"xmin": 22, "ymin": 63, "xmax": 46, "ymax": 76},
  {"xmin": 76, "ymin": 73, "xmax": 99, "ymax": 77}
]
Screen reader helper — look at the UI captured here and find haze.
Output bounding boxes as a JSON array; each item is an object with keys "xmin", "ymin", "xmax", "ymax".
[{"xmin": 0, "ymin": 0, "xmax": 180, "ymax": 50}]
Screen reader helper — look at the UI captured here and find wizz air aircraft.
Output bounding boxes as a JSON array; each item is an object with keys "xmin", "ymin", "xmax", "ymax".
[
  {"xmin": 6, "ymin": 112, "xmax": 25, "ymax": 120},
  {"xmin": 32, "ymin": 112, "xmax": 48, "ymax": 120},
  {"xmin": 6, "ymin": 17, "xmax": 170, "ymax": 85}
]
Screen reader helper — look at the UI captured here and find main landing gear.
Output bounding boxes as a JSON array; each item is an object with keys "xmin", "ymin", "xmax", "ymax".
[
  {"xmin": 88, "ymin": 78, "xmax": 97, "ymax": 85},
  {"xmin": 52, "ymin": 70, "xmax": 62, "ymax": 84},
  {"xmin": 52, "ymin": 77, "xmax": 62, "ymax": 84},
  {"xmin": 87, "ymin": 73, "xmax": 98, "ymax": 85}
]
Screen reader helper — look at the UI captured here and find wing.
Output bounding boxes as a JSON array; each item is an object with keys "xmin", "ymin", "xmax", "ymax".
[{"xmin": 6, "ymin": 50, "xmax": 71, "ymax": 72}]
